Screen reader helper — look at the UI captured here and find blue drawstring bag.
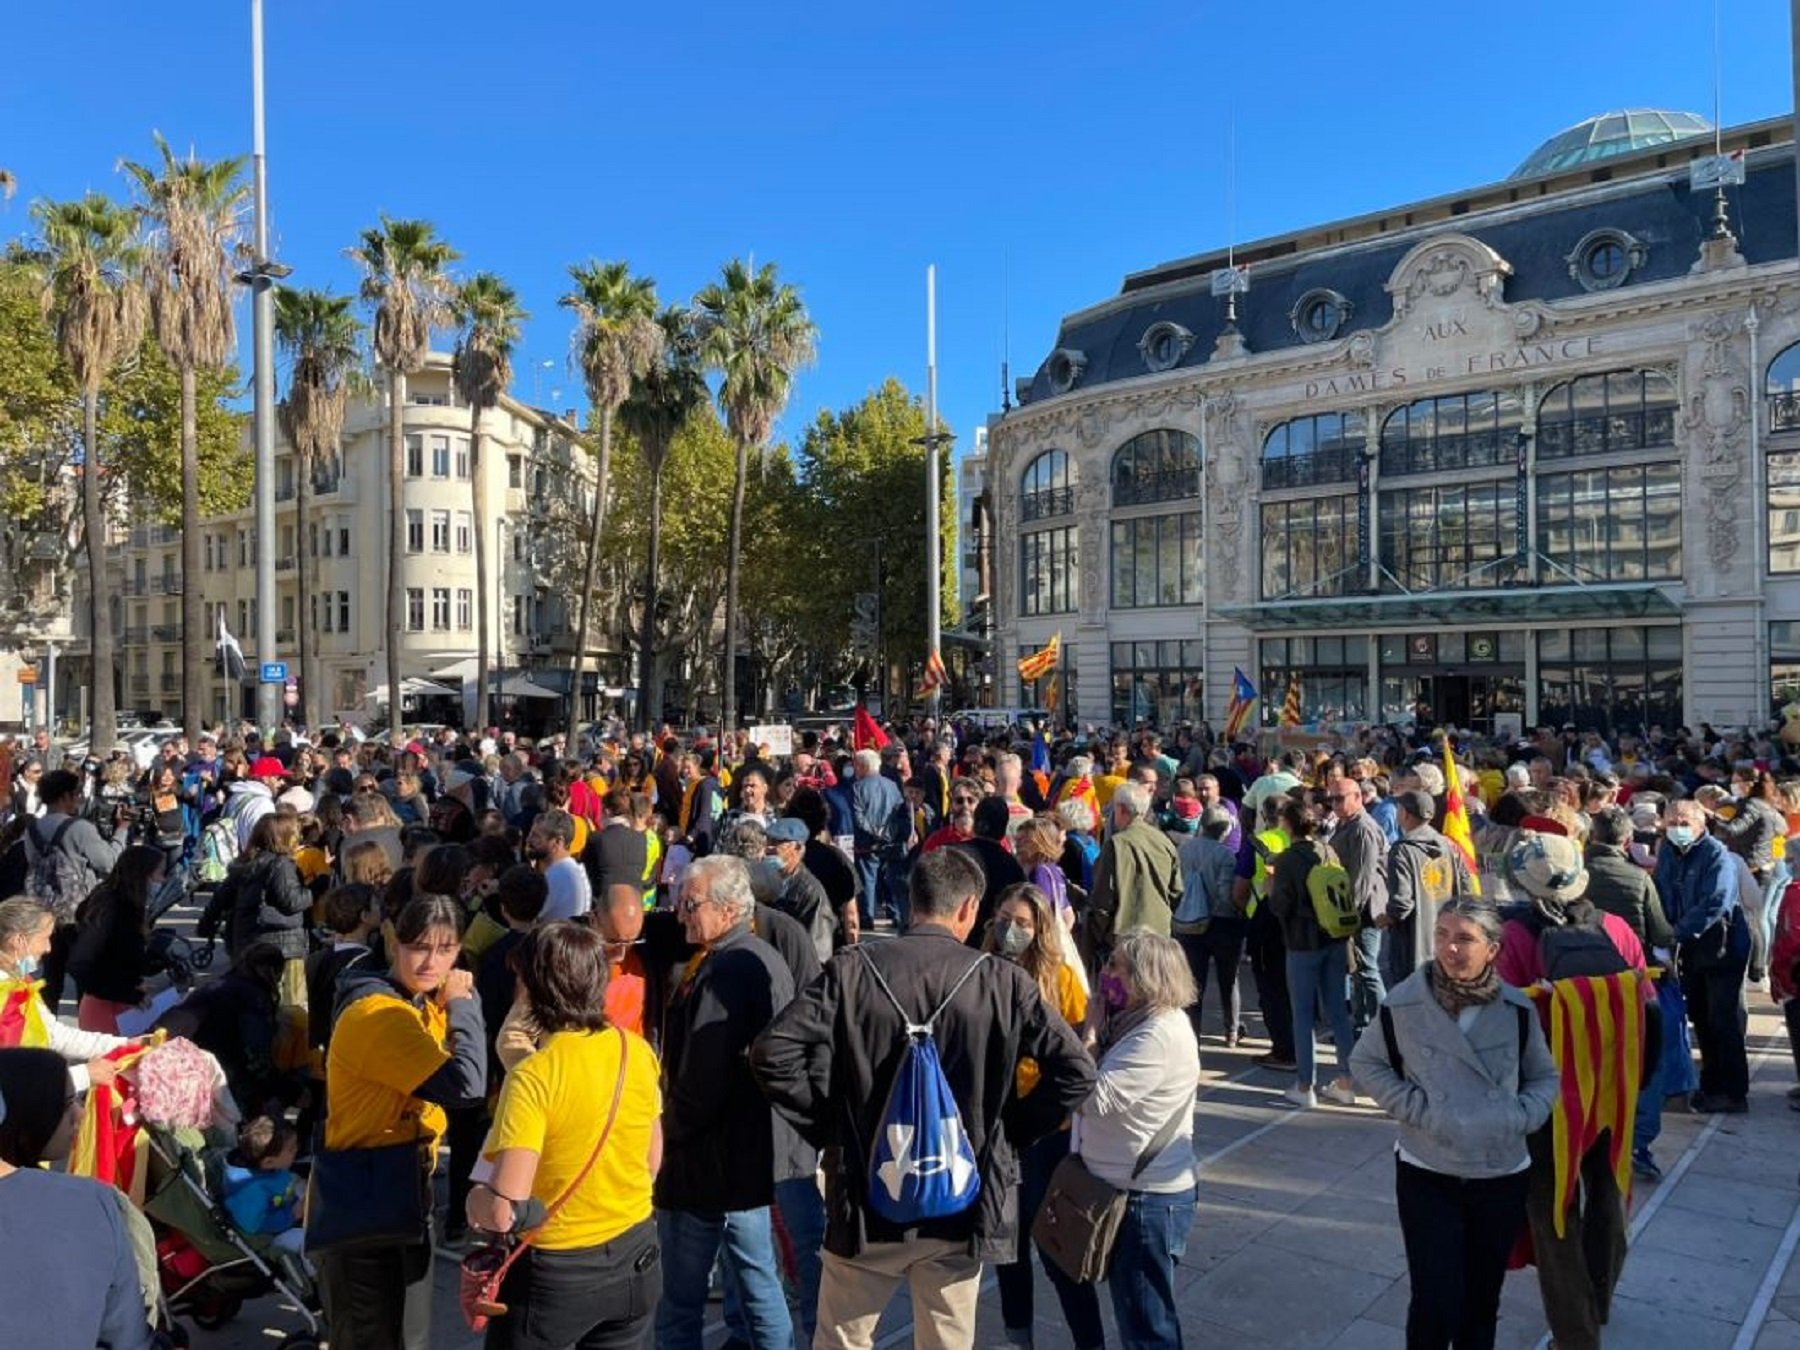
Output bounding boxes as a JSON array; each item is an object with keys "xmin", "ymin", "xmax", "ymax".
[
  {"xmin": 1658, "ymin": 976, "xmax": 1700, "ymax": 1098},
  {"xmin": 859, "ymin": 948, "xmax": 987, "ymax": 1225}
]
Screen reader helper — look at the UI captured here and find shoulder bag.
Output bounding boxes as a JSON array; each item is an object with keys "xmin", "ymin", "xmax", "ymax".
[
  {"xmin": 1031, "ymin": 1097, "xmax": 1189, "ymax": 1284},
  {"xmin": 459, "ymin": 1027, "xmax": 633, "ymax": 1332}
]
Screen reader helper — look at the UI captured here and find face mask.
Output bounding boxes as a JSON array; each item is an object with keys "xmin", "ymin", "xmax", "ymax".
[
  {"xmin": 1665, "ymin": 824, "xmax": 1697, "ymax": 851},
  {"xmin": 1099, "ymin": 971, "xmax": 1131, "ymax": 1011},
  {"xmin": 995, "ymin": 921, "xmax": 1033, "ymax": 958},
  {"xmin": 11, "ymin": 953, "xmax": 39, "ymax": 978}
]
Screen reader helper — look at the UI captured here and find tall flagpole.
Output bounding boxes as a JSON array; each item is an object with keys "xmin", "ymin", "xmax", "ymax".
[
  {"xmin": 925, "ymin": 265, "xmax": 943, "ymax": 722},
  {"xmin": 250, "ymin": 0, "xmax": 280, "ymax": 732}
]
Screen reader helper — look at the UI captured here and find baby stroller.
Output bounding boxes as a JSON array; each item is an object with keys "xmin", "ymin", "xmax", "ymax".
[{"xmin": 140, "ymin": 1123, "xmax": 325, "ymax": 1350}]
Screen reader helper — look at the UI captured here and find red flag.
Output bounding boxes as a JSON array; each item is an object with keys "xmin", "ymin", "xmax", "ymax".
[{"xmin": 852, "ymin": 701, "xmax": 889, "ymax": 752}]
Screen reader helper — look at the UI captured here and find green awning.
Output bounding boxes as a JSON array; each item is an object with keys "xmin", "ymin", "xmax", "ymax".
[{"xmin": 1214, "ymin": 582, "xmax": 1680, "ymax": 631}]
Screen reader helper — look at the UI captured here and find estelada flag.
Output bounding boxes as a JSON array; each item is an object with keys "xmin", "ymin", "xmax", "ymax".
[
  {"xmin": 1440, "ymin": 736, "xmax": 1481, "ymax": 895},
  {"xmin": 852, "ymin": 701, "xmax": 889, "ymax": 752},
  {"xmin": 1223, "ymin": 667, "xmax": 1258, "ymax": 741}
]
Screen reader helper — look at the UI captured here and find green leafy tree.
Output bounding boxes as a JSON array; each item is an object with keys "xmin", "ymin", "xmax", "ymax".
[
  {"xmin": 348, "ymin": 216, "xmax": 457, "ymax": 740},
  {"xmin": 696, "ymin": 258, "xmax": 816, "ymax": 731},
  {"xmin": 100, "ymin": 338, "xmax": 249, "ymax": 520},
  {"xmin": 617, "ymin": 305, "xmax": 707, "ymax": 729},
  {"xmin": 561, "ymin": 261, "xmax": 658, "ymax": 731},
  {"xmin": 274, "ymin": 286, "xmax": 363, "ymax": 730},
  {"xmin": 451, "ymin": 273, "xmax": 527, "ymax": 733},
  {"xmin": 32, "ymin": 192, "xmax": 146, "ymax": 755},
  {"xmin": 121, "ymin": 135, "xmax": 249, "ymax": 737},
  {"xmin": 0, "ymin": 257, "xmax": 76, "ymax": 519}
]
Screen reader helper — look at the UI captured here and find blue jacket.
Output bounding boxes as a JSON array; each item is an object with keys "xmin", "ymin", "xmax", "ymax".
[
  {"xmin": 850, "ymin": 772, "xmax": 906, "ymax": 858},
  {"xmin": 1653, "ymin": 833, "xmax": 1750, "ymax": 958}
]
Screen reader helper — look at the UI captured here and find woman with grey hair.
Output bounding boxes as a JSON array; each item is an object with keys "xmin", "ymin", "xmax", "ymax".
[
  {"xmin": 1056, "ymin": 796, "xmax": 1101, "ymax": 890},
  {"xmin": 1350, "ymin": 897, "xmax": 1558, "ymax": 1350},
  {"xmin": 1073, "ymin": 929, "xmax": 1199, "ymax": 1349}
]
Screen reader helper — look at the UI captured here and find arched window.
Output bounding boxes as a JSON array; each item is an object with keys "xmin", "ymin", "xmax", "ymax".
[
  {"xmin": 1536, "ymin": 369, "xmax": 1676, "ymax": 459},
  {"xmin": 1768, "ymin": 341, "xmax": 1800, "ymax": 434},
  {"xmin": 1261, "ymin": 412, "xmax": 1364, "ymax": 489},
  {"xmin": 1020, "ymin": 449, "xmax": 1074, "ymax": 522},
  {"xmin": 1769, "ymin": 345, "xmax": 1800, "ymax": 572},
  {"xmin": 1110, "ymin": 429, "xmax": 1200, "ymax": 507},
  {"xmin": 1380, "ymin": 390, "xmax": 1523, "ymax": 476}
]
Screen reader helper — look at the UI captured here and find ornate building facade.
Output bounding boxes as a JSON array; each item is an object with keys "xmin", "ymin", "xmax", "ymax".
[{"xmin": 991, "ymin": 111, "xmax": 1800, "ymax": 735}]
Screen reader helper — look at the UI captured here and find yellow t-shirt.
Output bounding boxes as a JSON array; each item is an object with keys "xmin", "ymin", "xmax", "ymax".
[
  {"xmin": 324, "ymin": 990, "xmax": 451, "ymax": 1153},
  {"xmin": 1016, "ymin": 961, "xmax": 1089, "ymax": 1099},
  {"xmin": 1094, "ymin": 772, "xmax": 1128, "ymax": 811},
  {"xmin": 485, "ymin": 1027, "xmax": 662, "ymax": 1251}
]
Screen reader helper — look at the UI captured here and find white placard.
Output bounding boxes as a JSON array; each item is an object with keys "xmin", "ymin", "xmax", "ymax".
[{"xmin": 749, "ymin": 724, "xmax": 794, "ymax": 757}]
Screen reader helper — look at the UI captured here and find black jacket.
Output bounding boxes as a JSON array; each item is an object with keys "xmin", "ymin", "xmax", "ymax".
[
  {"xmin": 67, "ymin": 895, "xmax": 153, "ymax": 1005},
  {"xmin": 776, "ymin": 865, "xmax": 838, "ymax": 963},
  {"xmin": 958, "ymin": 838, "xmax": 1026, "ymax": 948},
  {"xmin": 229, "ymin": 852, "xmax": 313, "ymax": 960},
  {"xmin": 655, "ymin": 926, "xmax": 797, "ymax": 1213},
  {"xmin": 750, "ymin": 927, "xmax": 1096, "ymax": 1263},
  {"xmin": 1268, "ymin": 838, "xmax": 1335, "ymax": 953},
  {"xmin": 1583, "ymin": 844, "xmax": 1674, "ymax": 950},
  {"xmin": 803, "ymin": 838, "xmax": 858, "ymax": 910}
]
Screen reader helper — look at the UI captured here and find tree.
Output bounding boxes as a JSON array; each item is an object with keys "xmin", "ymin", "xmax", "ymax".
[
  {"xmin": 560, "ymin": 260, "xmax": 658, "ymax": 734},
  {"xmin": 617, "ymin": 305, "xmax": 707, "ymax": 729},
  {"xmin": 348, "ymin": 217, "xmax": 457, "ymax": 741},
  {"xmin": 32, "ymin": 193, "xmax": 145, "ymax": 756},
  {"xmin": 451, "ymin": 272, "xmax": 526, "ymax": 735},
  {"xmin": 100, "ymin": 339, "xmax": 249, "ymax": 521},
  {"xmin": 274, "ymin": 287, "xmax": 362, "ymax": 731},
  {"xmin": 121, "ymin": 134, "xmax": 249, "ymax": 739},
  {"xmin": 695, "ymin": 258, "xmax": 816, "ymax": 731}
]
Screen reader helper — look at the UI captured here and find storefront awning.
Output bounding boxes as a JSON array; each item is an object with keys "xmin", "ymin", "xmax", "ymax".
[{"xmin": 1214, "ymin": 582, "xmax": 1681, "ymax": 631}]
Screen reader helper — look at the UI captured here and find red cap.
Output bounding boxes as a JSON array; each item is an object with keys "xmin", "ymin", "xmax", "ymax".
[{"xmin": 251, "ymin": 756, "xmax": 287, "ymax": 779}]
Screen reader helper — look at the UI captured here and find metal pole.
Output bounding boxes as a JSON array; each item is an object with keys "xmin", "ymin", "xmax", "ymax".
[
  {"xmin": 250, "ymin": 0, "xmax": 280, "ymax": 732},
  {"xmin": 925, "ymin": 265, "xmax": 942, "ymax": 723}
]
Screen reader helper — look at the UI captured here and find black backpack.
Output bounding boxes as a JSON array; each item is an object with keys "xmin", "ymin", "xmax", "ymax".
[{"xmin": 1507, "ymin": 901, "xmax": 1629, "ymax": 982}]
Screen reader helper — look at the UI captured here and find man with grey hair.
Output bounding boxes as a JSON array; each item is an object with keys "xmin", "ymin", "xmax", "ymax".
[
  {"xmin": 655, "ymin": 855, "xmax": 799, "ymax": 1350},
  {"xmin": 852, "ymin": 746, "xmax": 907, "ymax": 928},
  {"xmin": 1088, "ymin": 781, "xmax": 1183, "ymax": 957},
  {"xmin": 993, "ymin": 751, "xmax": 1032, "ymax": 835}
]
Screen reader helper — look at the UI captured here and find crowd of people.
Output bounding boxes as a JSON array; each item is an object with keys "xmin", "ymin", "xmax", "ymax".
[{"xmin": 0, "ymin": 708, "xmax": 1792, "ymax": 1349}]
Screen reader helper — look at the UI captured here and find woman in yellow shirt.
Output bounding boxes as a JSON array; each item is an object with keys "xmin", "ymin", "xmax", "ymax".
[
  {"xmin": 981, "ymin": 882, "xmax": 1103, "ymax": 1350},
  {"xmin": 317, "ymin": 893, "xmax": 487, "ymax": 1350},
  {"xmin": 467, "ymin": 920, "xmax": 663, "ymax": 1349}
]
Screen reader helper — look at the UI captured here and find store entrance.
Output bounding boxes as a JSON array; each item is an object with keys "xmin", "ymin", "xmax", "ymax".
[{"xmin": 1383, "ymin": 667, "xmax": 1525, "ymax": 733}]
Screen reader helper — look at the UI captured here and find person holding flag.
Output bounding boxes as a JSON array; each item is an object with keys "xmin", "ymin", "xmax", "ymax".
[
  {"xmin": 1223, "ymin": 668, "xmax": 1259, "ymax": 742},
  {"xmin": 1439, "ymin": 736, "xmax": 1482, "ymax": 897}
]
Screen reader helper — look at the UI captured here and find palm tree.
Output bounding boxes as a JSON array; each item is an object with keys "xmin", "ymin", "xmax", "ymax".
[
  {"xmin": 0, "ymin": 170, "xmax": 16, "ymax": 202},
  {"xmin": 695, "ymin": 258, "xmax": 816, "ymax": 731},
  {"xmin": 120, "ymin": 135, "xmax": 248, "ymax": 740},
  {"xmin": 347, "ymin": 217, "xmax": 457, "ymax": 741},
  {"xmin": 618, "ymin": 305, "xmax": 706, "ymax": 731},
  {"xmin": 274, "ymin": 287, "xmax": 362, "ymax": 732},
  {"xmin": 560, "ymin": 261, "xmax": 659, "ymax": 735},
  {"xmin": 450, "ymin": 273, "xmax": 527, "ymax": 735},
  {"xmin": 33, "ymin": 193, "xmax": 146, "ymax": 756}
]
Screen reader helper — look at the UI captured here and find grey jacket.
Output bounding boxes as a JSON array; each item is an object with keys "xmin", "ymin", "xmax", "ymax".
[
  {"xmin": 1349, "ymin": 968, "xmax": 1558, "ymax": 1179},
  {"xmin": 1332, "ymin": 808, "xmax": 1390, "ymax": 922}
]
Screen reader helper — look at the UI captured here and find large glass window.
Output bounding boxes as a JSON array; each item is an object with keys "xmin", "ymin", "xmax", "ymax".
[
  {"xmin": 1379, "ymin": 482, "xmax": 1518, "ymax": 592},
  {"xmin": 1111, "ymin": 429, "xmax": 1199, "ymax": 506},
  {"xmin": 1537, "ymin": 625, "xmax": 1681, "ymax": 733},
  {"xmin": 1536, "ymin": 369, "xmax": 1676, "ymax": 460},
  {"xmin": 1020, "ymin": 525, "xmax": 1078, "ymax": 616},
  {"xmin": 1768, "ymin": 341, "xmax": 1800, "ymax": 434},
  {"xmin": 1110, "ymin": 640, "xmax": 1203, "ymax": 728},
  {"xmin": 1380, "ymin": 390, "xmax": 1522, "ymax": 477},
  {"xmin": 1261, "ymin": 496, "xmax": 1356, "ymax": 599},
  {"xmin": 1020, "ymin": 449, "xmax": 1075, "ymax": 522},
  {"xmin": 1537, "ymin": 463, "xmax": 1681, "ymax": 582},
  {"xmin": 1259, "ymin": 636, "xmax": 1369, "ymax": 726},
  {"xmin": 1773, "ymin": 451, "xmax": 1800, "ymax": 573},
  {"xmin": 1111, "ymin": 512, "xmax": 1202, "ymax": 608},
  {"xmin": 1261, "ymin": 411, "xmax": 1364, "ymax": 490},
  {"xmin": 1773, "ymin": 622, "xmax": 1800, "ymax": 717}
]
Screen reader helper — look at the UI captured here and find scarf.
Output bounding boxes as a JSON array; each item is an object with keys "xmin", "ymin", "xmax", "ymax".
[{"xmin": 1428, "ymin": 958, "xmax": 1502, "ymax": 1018}]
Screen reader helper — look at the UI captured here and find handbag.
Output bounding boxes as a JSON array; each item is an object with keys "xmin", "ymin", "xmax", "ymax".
[
  {"xmin": 1031, "ymin": 1100, "xmax": 1189, "ymax": 1284},
  {"xmin": 304, "ymin": 1136, "xmax": 432, "ymax": 1253},
  {"xmin": 459, "ymin": 1028, "xmax": 633, "ymax": 1333}
]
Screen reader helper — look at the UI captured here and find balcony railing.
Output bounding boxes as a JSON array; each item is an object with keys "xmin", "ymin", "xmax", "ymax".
[
  {"xmin": 1770, "ymin": 391, "xmax": 1800, "ymax": 434},
  {"xmin": 275, "ymin": 484, "xmax": 295, "ymax": 502},
  {"xmin": 276, "ymin": 555, "xmax": 296, "ymax": 572},
  {"xmin": 1261, "ymin": 446, "xmax": 1359, "ymax": 491},
  {"xmin": 1020, "ymin": 486, "xmax": 1074, "ymax": 522},
  {"xmin": 121, "ymin": 625, "xmax": 148, "ymax": 643},
  {"xmin": 1111, "ymin": 468, "xmax": 1200, "ymax": 507},
  {"xmin": 151, "ymin": 574, "xmax": 182, "ymax": 594},
  {"xmin": 151, "ymin": 624, "xmax": 180, "ymax": 641},
  {"xmin": 1536, "ymin": 408, "xmax": 1676, "ymax": 459}
]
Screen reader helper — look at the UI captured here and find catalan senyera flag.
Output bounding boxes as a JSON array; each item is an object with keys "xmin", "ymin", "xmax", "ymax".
[
  {"xmin": 1043, "ymin": 670, "xmax": 1060, "ymax": 713},
  {"xmin": 916, "ymin": 647, "xmax": 949, "ymax": 699},
  {"xmin": 1524, "ymin": 972, "xmax": 1648, "ymax": 1240},
  {"xmin": 68, "ymin": 1039, "xmax": 158, "ymax": 1206},
  {"xmin": 1279, "ymin": 674, "xmax": 1302, "ymax": 728},
  {"xmin": 1017, "ymin": 632, "xmax": 1062, "ymax": 684},
  {"xmin": 1223, "ymin": 667, "xmax": 1258, "ymax": 741},
  {"xmin": 1441, "ymin": 736, "xmax": 1481, "ymax": 895}
]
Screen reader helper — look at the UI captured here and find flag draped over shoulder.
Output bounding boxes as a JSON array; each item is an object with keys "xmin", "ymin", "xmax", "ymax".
[
  {"xmin": 1223, "ymin": 667, "xmax": 1258, "ymax": 740},
  {"xmin": 1441, "ymin": 737, "xmax": 1480, "ymax": 895},
  {"xmin": 1017, "ymin": 633, "xmax": 1061, "ymax": 683}
]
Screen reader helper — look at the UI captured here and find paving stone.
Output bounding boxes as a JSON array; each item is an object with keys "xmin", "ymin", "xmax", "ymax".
[
  {"xmin": 1667, "ymin": 1173, "xmax": 1800, "ymax": 1231},
  {"xmin": 1182, "ymin": 1245, "xmax": 1394, "ymax": 1349},
  {"xmin": 1615, "ymin": 1243, "xmax": 1768, "ymax": 1321},
  {"xmin": 1600, "ymin": 1293, "xmax": 1740, "ymax": 1350},
  {"xmin": 1638, "ymin": 1200, "xmax": 1787, "ymax": 1270}
]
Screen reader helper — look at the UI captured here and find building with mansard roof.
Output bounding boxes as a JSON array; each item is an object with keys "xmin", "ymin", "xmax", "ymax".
[{"xmin": 989, "ymin": 110, "xmax": 1800, "ymax": 735}]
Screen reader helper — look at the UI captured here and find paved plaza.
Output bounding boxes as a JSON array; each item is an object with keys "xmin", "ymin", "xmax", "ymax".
[{"xmin": 194, "ymin": 994, "xmax": 1800, "ymax": 1350}]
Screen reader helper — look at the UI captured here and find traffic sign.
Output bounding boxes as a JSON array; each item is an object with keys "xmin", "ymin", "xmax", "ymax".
[{"xmin": 260, "ymin": 662, "xmax": 288, "ymax": 684}]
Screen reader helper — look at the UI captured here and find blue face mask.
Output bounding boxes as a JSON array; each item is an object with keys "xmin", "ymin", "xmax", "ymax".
[
  {"xmin": 12, "ymin": 953, "xmax": 39, "ymax": 979},
  {"xmin": 1665, "ymin": 824, "xmax": 1697, "ymax": 851}
]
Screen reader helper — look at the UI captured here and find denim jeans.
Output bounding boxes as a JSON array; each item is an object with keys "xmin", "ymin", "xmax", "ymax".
[
  {"xmin": 654, "ymin": 1207, "xmax": 792, "ymax": 1350},
  {"xmin": 996, "ymin": 1129, "xmax": 1105, "ymax": 1349},
  {"xmin": 1349, "ymin": 925, "xmax": 1386, "ymax": 1036},
  {"xmin": 724, "ymin": 1176, "xmax": 827, "ymax": 1347},
  {"xmin": 1286, "ymin": 943, "xmax": 1355, "ymax": 1090},
  {"xmin": 1106, "ymin": 1185, "xmax": 1196, "ymax": 1350},
  {"xmin": 854, "ymin": 855, "xmax": 890, "ymax": 925}
]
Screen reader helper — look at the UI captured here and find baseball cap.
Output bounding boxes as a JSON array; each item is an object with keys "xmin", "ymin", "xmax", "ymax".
[
  {"xmin": 1395, "ymin": 789, "xmax": 1435, "ymax": 822},
  {"xmin": 251, "ymin": 756, "xmax": 286, "ymax": 780}
]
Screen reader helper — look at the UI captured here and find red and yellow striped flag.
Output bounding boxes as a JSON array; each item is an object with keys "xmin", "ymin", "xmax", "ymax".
[
  {"xmin": 916, "ymin": 648, "xmax": 948, "ymax": 699},
  {"xmin": 1441, "ymin": 736, "xmax": 1480, "ymax": 895},
  {"xmin": 1279, "ymin": 674, "xmax": 1302, "ymax": 727},
  {"xmin": 1017, "ymin": 632, "xmax": 1062, "ymax": 683}
]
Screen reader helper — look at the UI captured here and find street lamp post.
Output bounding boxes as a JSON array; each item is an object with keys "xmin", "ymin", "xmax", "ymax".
[{"xmin": 247, "ymin": 0, "xmax": 287, "ymax": 732}]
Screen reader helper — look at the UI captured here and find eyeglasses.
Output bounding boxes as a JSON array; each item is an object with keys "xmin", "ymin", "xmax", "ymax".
[{"xmin": 679, "ymin": 896, "xmax": 720, "ymax": 916}]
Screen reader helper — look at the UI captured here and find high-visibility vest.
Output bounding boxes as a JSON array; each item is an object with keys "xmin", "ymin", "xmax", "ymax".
[{"xmin": 1248, "ymin": 827, "xmax": 1291, "ymax": 916}]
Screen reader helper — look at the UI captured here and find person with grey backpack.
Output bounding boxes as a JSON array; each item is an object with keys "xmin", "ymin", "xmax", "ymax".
[{"xmin": 23, "ymin": 769, "xmax": 120, "ymax": 1011}]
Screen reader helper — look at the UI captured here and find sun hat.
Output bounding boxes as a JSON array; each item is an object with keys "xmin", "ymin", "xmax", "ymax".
[{"xmin": 1506, "ymin": 831, "xmax": 1589, "ymax": 904}]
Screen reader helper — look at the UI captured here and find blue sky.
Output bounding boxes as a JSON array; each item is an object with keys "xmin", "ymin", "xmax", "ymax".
[{"xmin": 2, "ymin": 1, "xmax": 1793, "ymax": 464}]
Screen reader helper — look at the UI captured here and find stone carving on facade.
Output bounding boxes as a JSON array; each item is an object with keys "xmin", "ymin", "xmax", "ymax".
[
  {"xmin": 1203, "ymin": 392, "xmax": 1252, "ymax": 602},
  {"xmin": 1681, "ymin": 310, "xmax": 1751, "ymax": 574},
  {"xmin": 1344, "ymin": 331, "xmax": 1377, "ymax": 368},
  {"xmin": 1385, "ymin": 234, "xmax": 1513, "ymax": 318},
  {"xmin": 1076, "ymin": 475, "xmax": 1107, "ymax": 619}
]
